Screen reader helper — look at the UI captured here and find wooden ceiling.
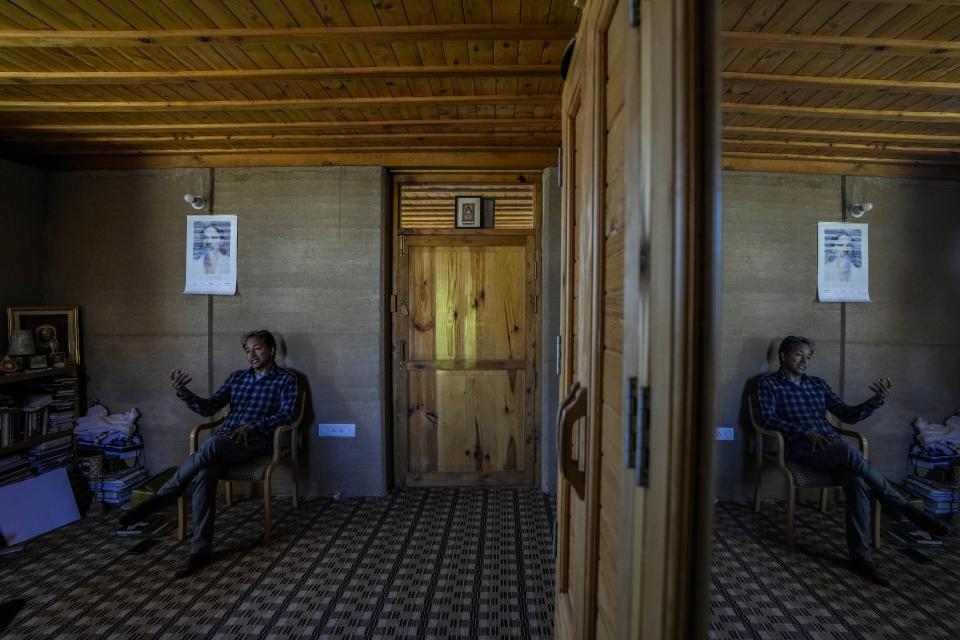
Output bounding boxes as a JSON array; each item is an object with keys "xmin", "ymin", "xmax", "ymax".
[
  {"xmin": 1, "ymin": 1, "xmax": 959, "ymax": 176},
  {"xmin": 0, "ymin": 0, "xmax": 577, "ymax": 170},
  {"xmin": 722, "ymin": 0, "xmax": 960, "ymax": 178}
]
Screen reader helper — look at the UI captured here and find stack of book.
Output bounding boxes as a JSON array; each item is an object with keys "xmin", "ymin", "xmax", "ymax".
[
  {"xmin": 0, "ymin": 453, "xmax": 32, "ymax": 487},
  {"xmin": 47, "ymin": 376, "xmax": 78, "ymax": 433},
  {"xmin": 27, "ymin": 434, "xmax": 73, "ymax": 474},
  {"xmin": 0, "ymin": 395, "xmax": 19, "ymax": 446},
  {"xmin": 887, "ymin": 521, "xmax": 946, "ymax": 548},
  {"xmin": 904, "ymin": 475, "xmax": 959, "ymax": 516},
  {"xmin": 87, "ymin": 465, "xmax": 149, "ymax": 506},
  {"xmin": 115, "ymin": 514, "xmax": 174, "ymax": 538}
]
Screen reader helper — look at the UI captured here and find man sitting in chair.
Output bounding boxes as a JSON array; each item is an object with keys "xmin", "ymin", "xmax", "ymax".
[
  {"xmin": 757, "ymin": 335, "xmax": 948, "ymax": 586},
  {"xmin": 120, "ymin": 329, "xmax": 299, "ymax": 578}
]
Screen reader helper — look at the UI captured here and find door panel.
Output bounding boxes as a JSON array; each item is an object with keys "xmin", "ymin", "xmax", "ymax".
[{"xmin": 399, "ymin": 237, "xmax": 534, "ymax": 486}]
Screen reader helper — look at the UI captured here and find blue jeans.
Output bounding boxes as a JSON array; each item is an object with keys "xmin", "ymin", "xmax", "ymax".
[
  {"xmin": 157, "ymin": 433, "xmax": 269, "ymax": 554},
  {"xmin": 788, "ymin": 440, "xmax": 907, "ymax": 562}
]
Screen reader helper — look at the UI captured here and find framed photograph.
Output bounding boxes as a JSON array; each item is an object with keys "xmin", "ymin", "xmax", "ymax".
[
  {"xmin": 7, "ymin": 305, "xmax": 81, "ymax": 365},
  {"xmin": 483, "ymin": 198, "xmax": 496, "ymax": 228},
  {"xmin": 455, "ymin": 196, "xmax": 483, "ymax": 228},
  {"xmin": 27, "ymin": 355, "xmax": 48, "ymax": 370}
]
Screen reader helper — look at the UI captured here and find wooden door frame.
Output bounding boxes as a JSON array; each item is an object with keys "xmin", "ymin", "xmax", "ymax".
[
  {"xmin": 389, "ymin": 172, "xmax": 544, "ymax": 488},
  {"xmin": 618, "ymin": 0, "xmax": 721, "ymax": 638}
]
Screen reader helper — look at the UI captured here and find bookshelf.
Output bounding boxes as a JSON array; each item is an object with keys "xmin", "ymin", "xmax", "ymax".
[{"xmin": 0, "ymin": 365, "xmax": 83, "ymax": 485}]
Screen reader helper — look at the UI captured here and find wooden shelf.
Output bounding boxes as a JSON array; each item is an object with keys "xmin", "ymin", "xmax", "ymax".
[
  {"xmin": 0, "ymin": 365, "xmax": 79, "ymax": 386},
  {"xmin": 0, "ymin": 427, "xmax": 74, "ymax": 457}
]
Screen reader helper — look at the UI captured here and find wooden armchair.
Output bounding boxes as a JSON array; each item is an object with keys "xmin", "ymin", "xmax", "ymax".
[
  {"xmin": 748, "ymin": 396, "xmax": 880, "ymax": 547},
  {"xmin": 177, "ymin": 391, "xmax": 306, "ymax": 543}
]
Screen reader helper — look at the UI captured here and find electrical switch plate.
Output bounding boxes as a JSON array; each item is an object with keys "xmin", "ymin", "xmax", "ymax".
[
  {"xmin": 715, "ymin": 427, "xmax": 735, "ymax": 441},
  {"xmin": 318, "ymin": 423, "xmax": 355, "ymax": 438}
]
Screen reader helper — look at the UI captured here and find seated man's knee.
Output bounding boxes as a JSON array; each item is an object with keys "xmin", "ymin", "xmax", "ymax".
[{"xmin": 197, "ymin": 434, "xmax": 233, "ymax": 460}]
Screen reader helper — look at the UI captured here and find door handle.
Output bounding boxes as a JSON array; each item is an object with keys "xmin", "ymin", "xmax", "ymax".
[{"xmin": 558, "ymin": 382, "xmax": 587, "ymax": 499}]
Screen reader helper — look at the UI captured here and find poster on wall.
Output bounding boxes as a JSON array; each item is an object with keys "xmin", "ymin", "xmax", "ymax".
[
  {"xmin": 184, "ymin": 215, "xmax": 237, "ymax": 295},
  {"xmin": 818, "ymin": 222, "xmax": 869, "ymax": 302}
]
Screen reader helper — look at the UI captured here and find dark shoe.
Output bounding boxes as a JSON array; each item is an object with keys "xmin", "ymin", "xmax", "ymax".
[
  {"xmin": 174, "ymin": 550, "xmax": 211, "ymax": 579},
  {"xmin": 901, "ymin": 504, "xmax": 950, "ymax": 538},
  {"xmin": 118, "ymin": 492, "xmax": 178, "ymax": 526},
  {"xmin": 850, "ymin": 559, "xmax": 890, "ymax": 587}
]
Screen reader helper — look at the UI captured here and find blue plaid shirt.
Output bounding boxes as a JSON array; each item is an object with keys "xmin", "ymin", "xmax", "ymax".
[
  {"xmin": 182, "ymin": 366, "xmax": 298, "ymax": 438},
  {"xmin": 756, "ymin": 371, "xmax": 875, "ymax": 446}
]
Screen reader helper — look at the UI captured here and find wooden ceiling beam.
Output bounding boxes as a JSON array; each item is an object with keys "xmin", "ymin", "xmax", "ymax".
[
  {"xmin": 724, "ymin": 151, "xmax": 960, "ymax": 166},
  {"xmin": 722, "ymin": 102, "xmax": 960, "ymax": 123},
  {"xmin": 722, "ymin": 71, "xmax": 960, "ymax": 95},
  {"xmin": 7, "ymin": 132, "xmax": 560, "ymax": 145},
  {"xmin": 0, "ymin": 64, "xmax": 560, "ymax": 86},
  {"xmin": 723, "ymin": 125, "xmax": 960, "ymax": 145},
  {"xmin": 722, "ymin": 138, "xmax": 960, "ymax": 156},
  {"xmin": 723, "ymin": 156, "xmax": 960, "ymax": 179},
  {"xmin": 722, "ymin": 31, "xmax": 960, "ymax": 58},
  {"xmin": 0, "ymin": 95, "xmax": 560, "ymax": 112},
  {"xmin": 35, "ymin": 150, "xmax": 559, "ymax": 171},
  {"xmin": 3, "ymin": 118, "xmax": 559, "ymax": 134},
  {"xmin": 0, "ymin": 24, "xmax": 577, "ymax": 48},
  {"xmin": 41, "ymin": 145, "xmax": 556, "ymax": 156}
]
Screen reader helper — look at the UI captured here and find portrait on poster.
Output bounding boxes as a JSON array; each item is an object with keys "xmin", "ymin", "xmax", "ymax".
[
  {"xmin": 818, "ymin": 222, "xmax": 869, "ymax": 302},
  {"xmin": 184, "ymin": 215, "xmax": 237, "ymax": 295}
]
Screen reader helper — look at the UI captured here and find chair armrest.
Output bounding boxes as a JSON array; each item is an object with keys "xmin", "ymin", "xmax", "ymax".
[
  {"xmin": 271, "ymin": 422, "xmax": 297, "ymax": 461},
  {"xmin": 836, "ymin": 427, "xmax": 869, "ymax": 457},
  {"xmin": 755, "ymin": 424, "xmax": 787, "ymax": 468},
  {"xmin": 189, "ymin": 417, "xmax": 226, "ymax": 454}
]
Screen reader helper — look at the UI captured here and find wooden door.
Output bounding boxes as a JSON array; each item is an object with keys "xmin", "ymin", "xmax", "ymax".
[
  {"xmin": 556, "ymin": 0, "xmax": 718, "ymax": 638},
  {"xmin": 395, "ymin": 235, "xmax": 538, "ymax": 486}
]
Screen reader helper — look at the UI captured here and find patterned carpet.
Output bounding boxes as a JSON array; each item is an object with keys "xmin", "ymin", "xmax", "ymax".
[
  {"xmin": 0, "ymin": 488, "xmax": 555, "ymax": 639},
  {"xmin": 711, "ymin": 501, "xmax": 960, "ymax": 640}
]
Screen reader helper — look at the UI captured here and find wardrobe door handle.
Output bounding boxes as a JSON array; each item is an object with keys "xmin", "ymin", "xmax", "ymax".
[{"xmin": 558, "ymin": 382, "xmax": 587, "ymax": 499}]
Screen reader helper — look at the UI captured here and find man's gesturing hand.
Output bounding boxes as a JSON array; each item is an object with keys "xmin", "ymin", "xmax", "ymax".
[
  {"xmin": 866, "ymin": 377, "xmax": 892, "ymax": 409},
  {"xmin": 806, "ymin": 432, "xmax": 831, "ymax": 452},
  {"xmin": 170, "ymin": 369, "xmax": 193, "ymax": 398},
  {"xmin": 229, "ymin": 425, "xmax": 253, "ymax": 446}
]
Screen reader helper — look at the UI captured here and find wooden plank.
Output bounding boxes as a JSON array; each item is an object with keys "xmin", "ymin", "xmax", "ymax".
[
  {"xmin": 721, "ymin": 71, "xmax": 960, "ymax": 95},
  {"xmin": 409, "ymin": 245, "xmax": 437, "ymax": 361},
  {"xmin": 0, "ymin": 24, "xmax": 578, "ymax": 47},
  {"xmin": 36, "ymin": 150, "xmax": 559, "ymax": 170},
  {"xmin": 0, "ymin": 64, "xmax": 560, "ymax": 85},
  {"xmin": 407, "ymin": 370, "xmax": 438, "ymax": 473},
  {"xmin": 722, "ymin": 101, "xmax": 960, "ymax": 123},
  {"xmin": 7, "ymin": 117, "xmax": 558, "ymax": 134},
  {"xmin": 722, "ymin": 155, "xmax": 960, "ymax": 177},
  {"xmin": 435, "ymin": 371, "xmax": 467, "ymax": 472},
  {"xmin": 0, "ymin": 94, "xmax": 560, "ymax": 111},
  {"xmin": 722, "ymin": 30, "xmax": 960, "ymax": 58},
  {"xmin": 723, "ymin": 125, "xmax": 960, "ymax": 145},
  {"xmin": 463, "ymin": 370, "xmax": 525, "ymax": 472},
  {"xmin": 475, "ymin": 246, "xmax": 526, "ymax": 360},
  {"xmin": 722, "ymin": 137, "xmax": 960, "ymax": 157},
  {"xmin": 724, "ymin": 149, "xmax": 960, "ymax": 165}
]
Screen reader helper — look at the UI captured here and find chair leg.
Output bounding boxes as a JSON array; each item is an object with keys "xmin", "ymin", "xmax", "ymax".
[
  {"xmin": 786, "ymin": 486, "xmax": 797, "ymax": 547},
  {"xmin": 873, "ymin": 501, "xmax": 882, "ymax": 549},
  {"xmin": 263, "ymin": 473, "xmax": 272, "ymax": 543},
  {"xmin": 224, "ymin": 481, "xmax": 233, "ymax": 507},
  {"xmin": 753, "ymin": 471, "xmax": 763, "ymax": 513},
  {"xmin": 177, "ymin": 496, "xmax": 186, "ymax": 542},
  {"xmin": 819, "ymin": 488, "xmax": 830, "ymax": 513},
  {"xmin": 291, "ymin": 462, "xmax": 300, "ymax": 509}
]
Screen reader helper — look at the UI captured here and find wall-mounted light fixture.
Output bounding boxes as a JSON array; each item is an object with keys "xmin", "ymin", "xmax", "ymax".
[
  {"xmin": 184, "ymin": 193, "xmax": 206, "ymax": 210},
  {"xmin": 847, "ymin": 202, "xmax": 873, "ymax": 218}
]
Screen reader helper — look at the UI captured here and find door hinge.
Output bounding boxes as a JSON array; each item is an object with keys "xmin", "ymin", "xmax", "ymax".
[
  {"xmin": 624, "ymin": 377, "xmax": 650, "ymax": 486},
  {"xmin": 557, "ymin": 145, "xmax": 563, "ymax": 187},
  {"xmin": 555, "ymin": 336, "xmax": 562, "ymax": 376},
  {"xmin": 399, "ymin": 235, "xmax": 406, "ymax": 257},
  {"xmin": 389, "ymin": 294, "xmax": 397, "ymax": 313},
  {"xmin": 533, "ymin": 259, "xmax": 539, "ymax": 281},
  {"xmin": 398, "ymin": 340, "xmax": 407, "ymax": 362},
  {"xmin": 629, "ymin": 0, "xmax": 640, "ymax": 27},
  {"xmin": 531, "ymin": 294, "xmax": 538, "ymax": 314}
]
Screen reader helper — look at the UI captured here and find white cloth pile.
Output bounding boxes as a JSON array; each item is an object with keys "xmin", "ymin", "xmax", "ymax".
[
  {"xmin": 913, "ymin": 414, "xmax": 960, "ymax": 448},
  {"xmin": 74, "ymin": 404, "xmax": 140, "ymax": 438}
]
